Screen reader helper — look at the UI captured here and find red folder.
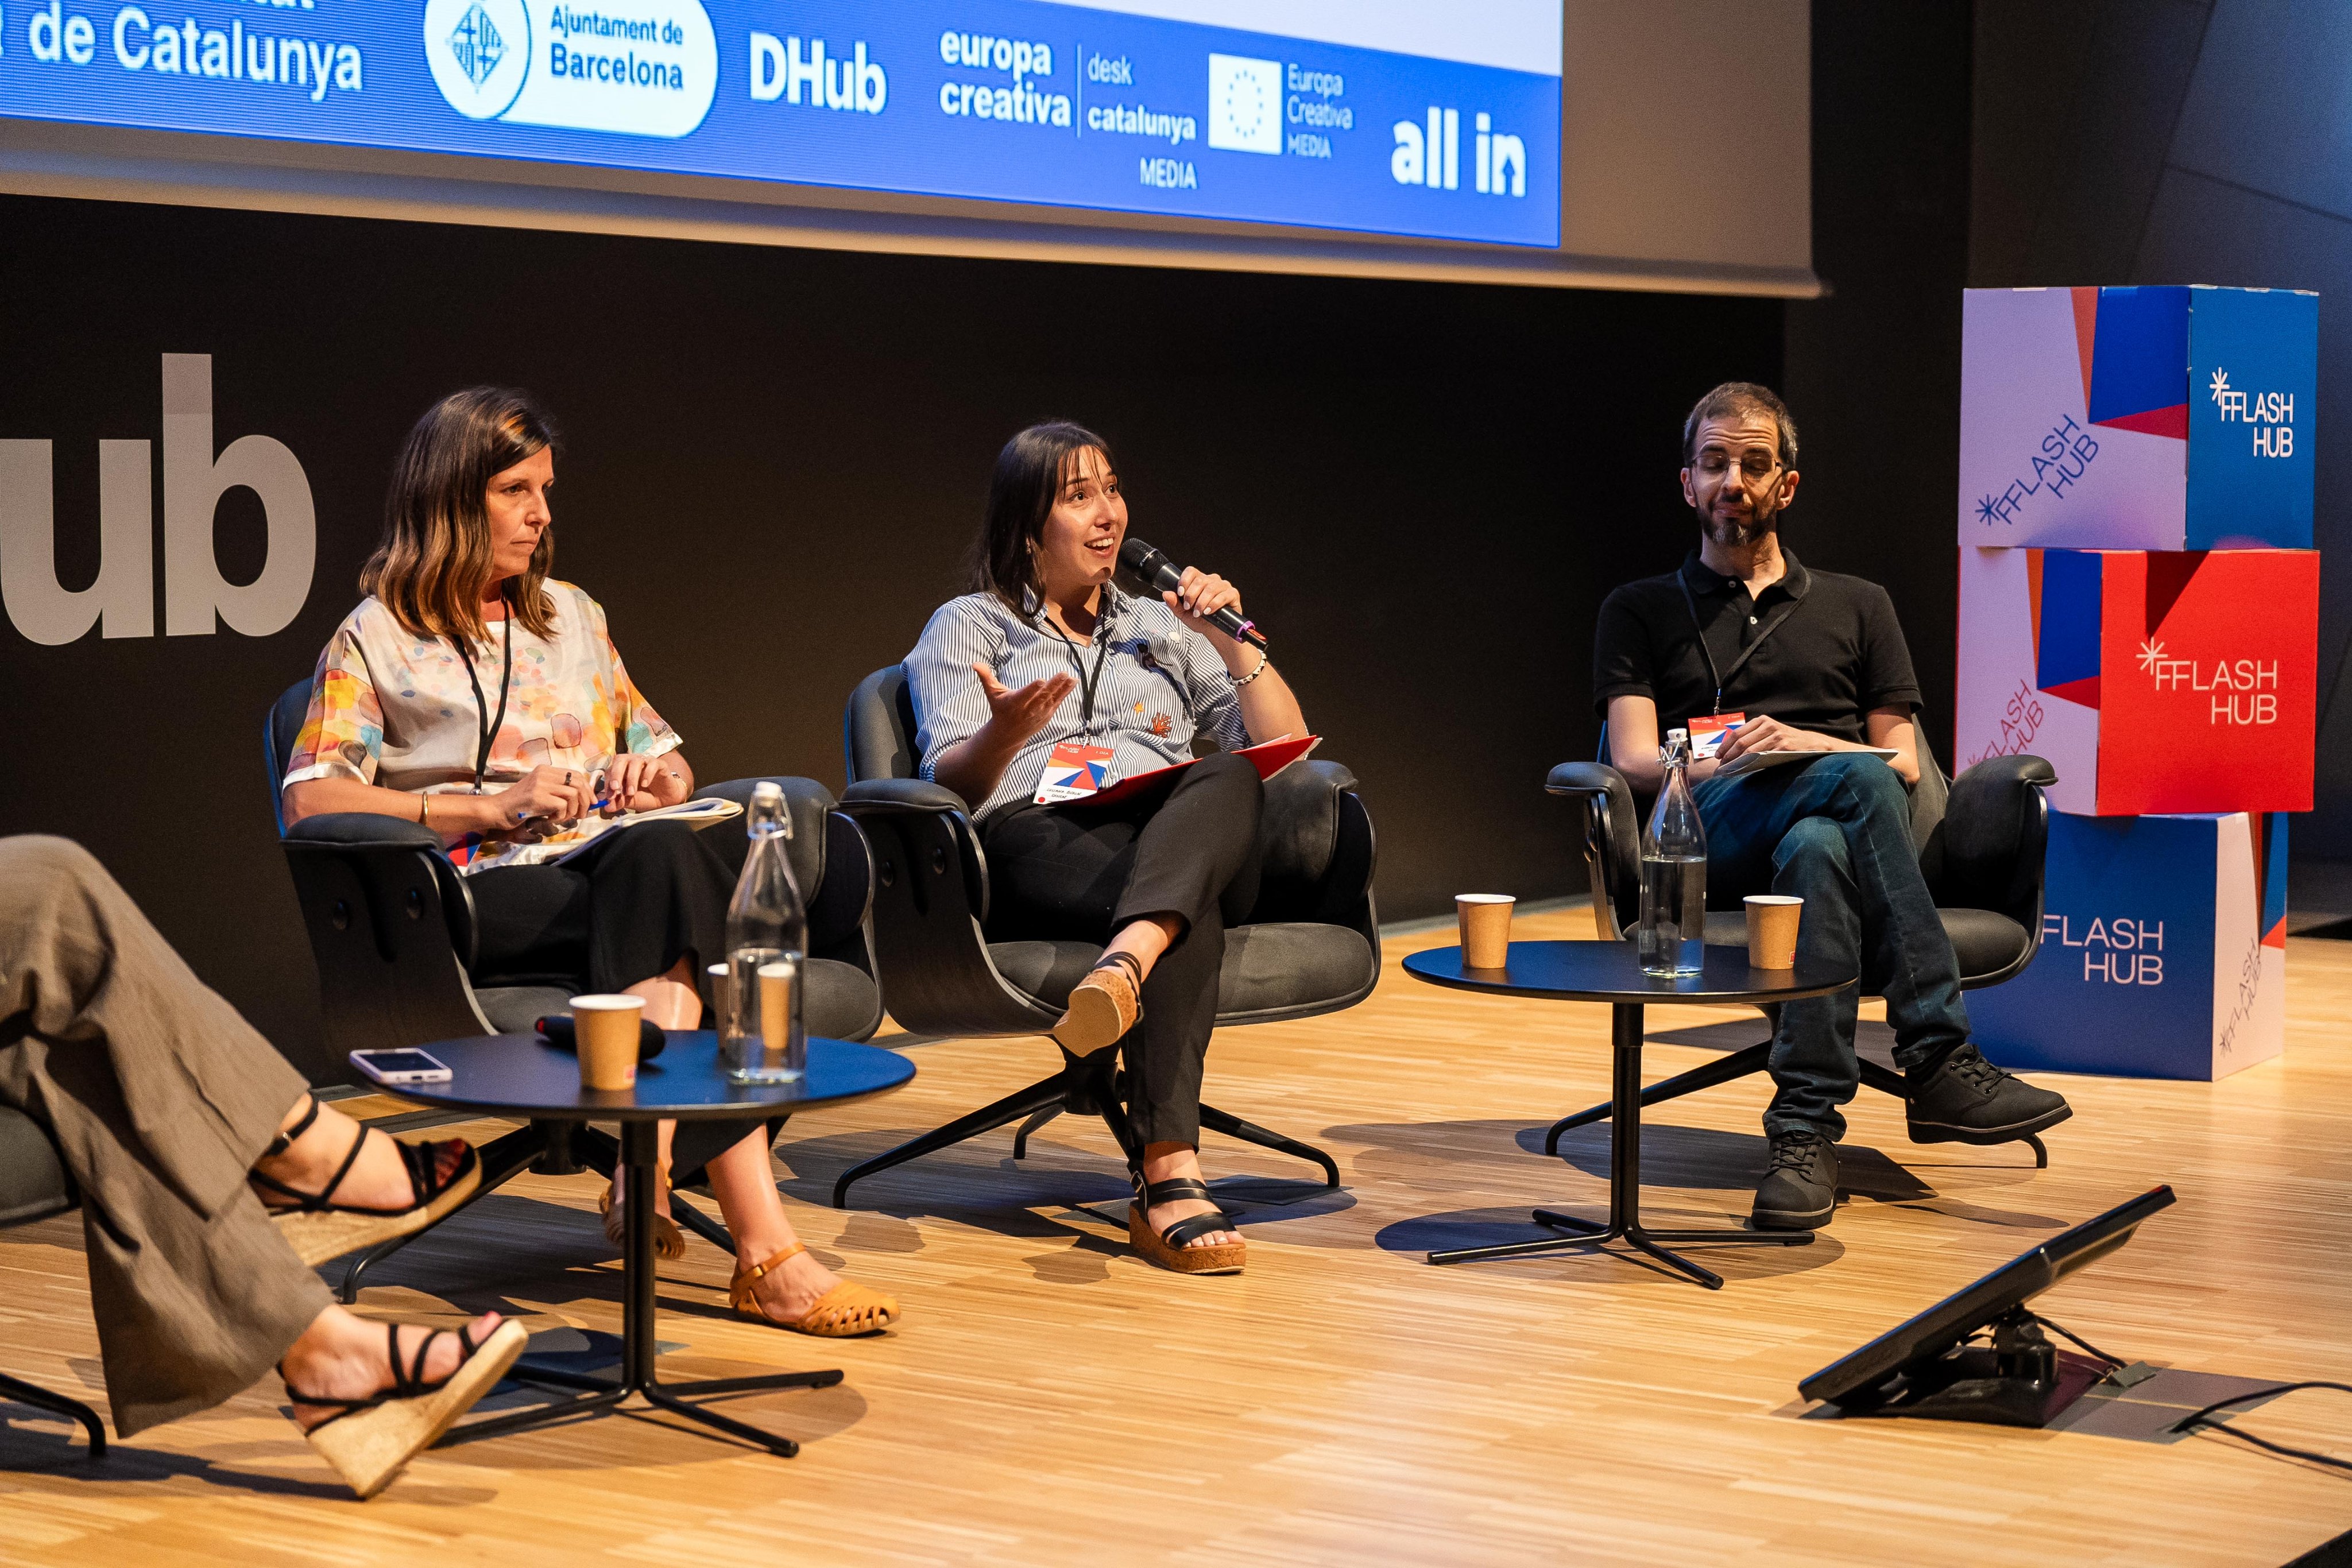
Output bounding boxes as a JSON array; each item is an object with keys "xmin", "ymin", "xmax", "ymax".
[{"xmin": 1067, "ymin": 735, "xmax": 1322, "ymax": 809}]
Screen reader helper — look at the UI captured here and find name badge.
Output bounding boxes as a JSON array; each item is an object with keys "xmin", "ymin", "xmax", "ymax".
[
  {"xmin": 1689, "ymin": 713, "xmax": 1747, "ymax": 760},
  {"xmin": 1035, "ymin": 741, "xmax": 1118, "ymax": 804}
]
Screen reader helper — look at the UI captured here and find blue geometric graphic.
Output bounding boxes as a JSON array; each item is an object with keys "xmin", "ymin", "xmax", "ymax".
[{"xmin": 449, "ymin": 6, "xmax": 505, "ymax": 89}]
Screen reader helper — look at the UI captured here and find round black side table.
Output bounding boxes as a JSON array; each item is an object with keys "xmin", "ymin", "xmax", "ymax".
[
  {"xmin": 385, "ymin": 1031, "xmax": 913, "ymax": 1457},
  {"xmin": 1402, "ymin": 940, "xmax": 1854, "ymax": 1290}
]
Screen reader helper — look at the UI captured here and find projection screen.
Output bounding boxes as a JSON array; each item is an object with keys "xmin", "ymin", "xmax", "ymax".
[{"xmin": 0, "ymin": 0, "xmax": 1815, "ymax": 295}]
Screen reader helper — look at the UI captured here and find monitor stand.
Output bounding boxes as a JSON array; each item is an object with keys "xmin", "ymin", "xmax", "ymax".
[{"xmin": 1831, "ymin": 1308, "xmax": 2114, "ymax": 1428}]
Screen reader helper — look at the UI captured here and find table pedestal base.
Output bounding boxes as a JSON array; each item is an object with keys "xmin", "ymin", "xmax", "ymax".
[
  {"xmin": 1428, "ymin": 1001, "xmax": 1816, "ymax": 1289},
  {"xmin": 441, "ymin": 1123, "xmax": 839, "ymax": 1458}
]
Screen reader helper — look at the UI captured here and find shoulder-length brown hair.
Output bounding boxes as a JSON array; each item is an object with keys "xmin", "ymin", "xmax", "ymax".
[
  {"xmin": 361, "ymin": 387, "xmax": 560, "ymax": 644},
  {"xmin": 967, "ymin": 420, "xmax": 1116, "ymax": 616}
]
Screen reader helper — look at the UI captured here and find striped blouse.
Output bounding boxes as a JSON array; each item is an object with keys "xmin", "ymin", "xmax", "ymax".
[{"xmin": 905, "ymin": 585, "xmax": 1251, "ymax": 819}]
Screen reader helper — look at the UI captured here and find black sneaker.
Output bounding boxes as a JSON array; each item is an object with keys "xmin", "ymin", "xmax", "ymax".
[
  {"xmin": 1753, "ymin": 1128, "xmax": 1839, "ymax": 1230},
  {"xmin": 1906, "ymin": 1043, "xmax": 2072, "ymax": 1145}
]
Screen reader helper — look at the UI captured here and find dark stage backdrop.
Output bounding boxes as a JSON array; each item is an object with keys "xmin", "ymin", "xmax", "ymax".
[
  {"xmin": 1, "ymin": 193, "xmax": 1781, "ymax": 1079},
  {"xmin": 1971, "ymin": 0, "xmax": 2352, "ymax": 856}
]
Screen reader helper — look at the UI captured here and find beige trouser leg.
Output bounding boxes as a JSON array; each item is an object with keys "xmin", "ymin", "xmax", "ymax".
[{"xmin": 0, "ymin": 836, "xmax": 329, "ymax": 1436}]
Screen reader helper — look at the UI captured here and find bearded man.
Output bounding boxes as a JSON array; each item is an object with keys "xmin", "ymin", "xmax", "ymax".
[{"xmin": 1590, "ymin": 382, "xmax": 2071, "ymax": 1230}]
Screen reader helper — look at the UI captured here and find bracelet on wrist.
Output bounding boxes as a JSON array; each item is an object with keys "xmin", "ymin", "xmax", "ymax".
[{"xmin": 1233, "ymin": 646, "xmax": 1272, "ymax": 686}]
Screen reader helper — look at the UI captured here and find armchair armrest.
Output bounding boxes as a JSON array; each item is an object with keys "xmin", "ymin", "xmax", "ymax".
[
  {"xmin": 1251, "ymin": 760, "xmax": 1374, "ymax": 932},
  {"xmin": 843, "ymin": 778, "xmax": 973, "ymax": 814},
  {"xmin": 284, "ymin": 811, "xmax": 443, "ymax": 850},
  {"xmin": 1929, "ymin": 754, "xmax": 2056, "ymax": 924},
  {"xmin": 840, "ymin": 778, "xmax": 987, "ymax": 924},
  {"xmin": 1546, "ymin": 761, "xmax": 1639, "ymax": 940},
  {"xmin": 283, "ymin": 811, "xmax": 475, "ymax": 971}
]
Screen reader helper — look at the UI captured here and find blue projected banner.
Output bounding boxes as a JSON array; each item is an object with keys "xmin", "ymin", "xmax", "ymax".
[{"xmin": 0, "ymin": 1, "xmax": 1562, "ymax": 246}]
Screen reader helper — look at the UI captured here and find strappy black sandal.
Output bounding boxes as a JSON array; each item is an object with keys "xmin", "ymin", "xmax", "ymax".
[
  {"xmin": 1053, "ymin": 950, "xmax": 1146, "ymax": 1056},
  {"xmin": 251, "ymin": 1095, "xmax": 481, "ymax": 1266},
  {"xmin": 1127, "ymin": 1171, "xmax": 1246, "ymax": 1275},
  {"xmin": 282, "ymin": 1318, "xmax": 528, "ymax": 1499}
]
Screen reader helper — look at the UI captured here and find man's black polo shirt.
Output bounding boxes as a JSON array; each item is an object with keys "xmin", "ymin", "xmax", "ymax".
[{"xmin": 1592, "ymin": 546, "xmax": 1923, "ymax": 741}]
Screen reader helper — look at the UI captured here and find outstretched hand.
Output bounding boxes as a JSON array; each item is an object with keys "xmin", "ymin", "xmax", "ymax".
[{"xmin": 976, "ymin": 663, "xmax": 1076, "ymax": 748}]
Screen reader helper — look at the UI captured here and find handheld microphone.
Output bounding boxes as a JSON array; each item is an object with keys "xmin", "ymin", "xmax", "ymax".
[{"xmin": 1116, "ymin": 537, "xmax": 1269, "ymax": 649}]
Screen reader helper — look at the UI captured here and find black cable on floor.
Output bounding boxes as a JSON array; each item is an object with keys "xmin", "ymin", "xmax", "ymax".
[
  {"xmin": 2033, "ymin": 1313, "xmax": 2125, "ymax": 1370},
  {"xmin": 2170, "ymin": 1380, "xmax": 2352, "ymax": 1475}
]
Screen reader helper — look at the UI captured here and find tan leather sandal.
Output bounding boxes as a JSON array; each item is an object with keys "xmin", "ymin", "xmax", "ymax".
[
  {"xmin": 728, "ymin": 1243, "xmax": 901, "ymax": 1337},
  {"xmin": 598, "ymin": 1163, "xmax": 687, "ymax": 1261},
  {"xmin": 1053, "ymin": 951, "xmax": 1143, "ymax": 1055},
  {"xmin": 1128, "ymin": 1174, "xmax": 1246, "ymax": 1275}
]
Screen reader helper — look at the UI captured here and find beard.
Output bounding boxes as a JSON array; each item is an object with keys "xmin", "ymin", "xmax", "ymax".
[{"xmin": 1701, "ymin": 497, "xmax": 1781, "ymax": 550}]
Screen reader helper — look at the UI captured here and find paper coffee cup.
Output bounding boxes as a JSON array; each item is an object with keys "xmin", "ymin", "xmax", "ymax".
[
  {"xmin": 571, "ymin": 994, "xmax": 644, "ymax": 1090},
  {"xmin": 1457, "ymin": 894, "xmax": 1515, "ymax": 969},
  {"xmin": 758, "ymin": 959, "xmax": 798, "ymax": 1049},
  {"xmin": 1744, "ymin": 896, "xmax": 1802, "ymax": 970}
]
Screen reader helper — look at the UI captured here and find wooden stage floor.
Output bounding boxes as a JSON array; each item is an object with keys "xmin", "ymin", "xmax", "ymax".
[{"xmin": 3, "ymin": 909, "xmax": 2348, "ymax": 1565}]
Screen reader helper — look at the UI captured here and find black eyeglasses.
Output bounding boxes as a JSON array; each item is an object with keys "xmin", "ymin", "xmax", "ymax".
[{"xmin": 1692, "ymin": 450, "xmax": 1784, "ymax": 481}]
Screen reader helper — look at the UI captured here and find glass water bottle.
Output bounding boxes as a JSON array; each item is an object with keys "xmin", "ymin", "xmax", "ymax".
[
  {"xmin": 1638, "ymin": 727, "xmax": 1708, "ymax": 977},
  {"xmin": 722, "ymin": 782, "xmax": 807, "ymax": 1083}
]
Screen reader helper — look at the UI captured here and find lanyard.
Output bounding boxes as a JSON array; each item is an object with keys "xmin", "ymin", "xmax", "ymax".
[
  {"xmin": 451, "ymin": 610, "xmax": 514, "ymax": 793},
  {"xmin": 1680, "ymin": 570, "xmax": 1802, "ymax": 715},
  {"xmin": 1042, "ymin": 602, "xmax": 1115, "ymax": 738}
]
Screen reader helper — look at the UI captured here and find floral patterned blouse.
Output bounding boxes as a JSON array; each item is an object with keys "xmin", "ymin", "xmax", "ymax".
[{"xmin": 281, "ymin": 582, "xmax": 681, "ymax": 873}]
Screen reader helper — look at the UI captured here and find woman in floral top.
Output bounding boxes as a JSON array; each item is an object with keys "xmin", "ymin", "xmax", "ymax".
[{"xmin": 281, "ymin": 388, "xmax": 898, "ymax": 1339}]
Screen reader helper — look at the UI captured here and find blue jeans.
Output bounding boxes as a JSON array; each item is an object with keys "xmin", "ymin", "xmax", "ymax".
[{"xmin": 1692, "ymin": 752, "xmax": 1970, "ymax": 1139}]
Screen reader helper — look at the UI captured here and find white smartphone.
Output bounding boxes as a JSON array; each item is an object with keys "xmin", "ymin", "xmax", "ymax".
[{"xmin": 350, "ymin": 1047, "xmax": 454, "ymax": 1085}]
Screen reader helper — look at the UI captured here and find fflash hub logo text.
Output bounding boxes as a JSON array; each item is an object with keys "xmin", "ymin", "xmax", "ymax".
[
  {"xmin": 2207, "ymin": 369, "xmax": 2296, "ymax": 458},
  {"xmin": 2137, "ymin": 635, "xmax": 2280, "ymax": 726}
]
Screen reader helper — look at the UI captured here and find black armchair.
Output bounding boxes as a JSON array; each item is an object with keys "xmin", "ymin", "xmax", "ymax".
[
  {"xmin": 1545, "ymin": 725, "xmax": 2059, "ymax": 1162},
  {"xmin": 262, "ymin": 678, "xmax": 884, "ymax": 1296},
  {"xmin": 0, "ymin": 1109, "xmax": 105, "ymax": 1455},
  {"xmin": 826, "ymin": 665, "xmax": 1379, "ymax": 1207}
]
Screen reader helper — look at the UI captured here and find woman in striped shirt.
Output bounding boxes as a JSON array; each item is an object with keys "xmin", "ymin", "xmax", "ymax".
[{"xmin": 905, "ymin": 421, "xmax": 1308, "ymax": 1275}]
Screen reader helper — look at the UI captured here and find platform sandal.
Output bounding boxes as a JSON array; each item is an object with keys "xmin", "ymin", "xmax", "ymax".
[
  {"xmin": 1052, "ymin": 950, "xmax": 1144, "ymax": 1055},
  {"xmin": 1128, "ymin": 1174, "xmax": 1247, "ymax": 1275},
  {"xmin": 251, "ymin": 1096, "xmax": 481, "ymax": 1267},
  {"xmin": 728, "ymin": 1243, "xmax": 901, "ymax": 1337},
  {"xmin": 283, "ymin": 1317, "xmax": 528, "ymax": 1499},
  {"xmin": 598, "ymin": 1162, "xmax": 687, "ymax": 1261}
]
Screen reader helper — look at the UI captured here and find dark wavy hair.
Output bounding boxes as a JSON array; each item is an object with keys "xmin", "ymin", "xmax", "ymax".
[
  {"xmin": 967, "ymin": 420, "xmax": 1117, "ymax": 615},
  {"xmin": 1681, "ymin": 381, "xmax": 1800, "ymax": 470},
  {"xmin": 362, "ymin": 387, "xmax": 560, "ymax": 644}
]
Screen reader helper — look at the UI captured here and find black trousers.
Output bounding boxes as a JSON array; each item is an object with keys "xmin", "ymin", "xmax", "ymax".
[
  {"xmin": 467, "ymin": 821, "xmax": 734, "ymax": 998},
  {"xmin": 980, "ymin": 750, "xmax": 1264, "ymax": 1149},
  {"xmin": 467, "ymin": 822, "xmax": 755, "ymax": 1175}
]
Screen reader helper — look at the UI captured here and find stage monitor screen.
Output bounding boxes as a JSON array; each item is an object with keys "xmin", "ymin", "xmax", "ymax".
[
  {"xmin": 1798, "ymin": 1185, "xmax": 2177, "ymax": 1409},
  {"xmin": 0, "ymin": 0, "xmax": 1561, "ymax": 247}
]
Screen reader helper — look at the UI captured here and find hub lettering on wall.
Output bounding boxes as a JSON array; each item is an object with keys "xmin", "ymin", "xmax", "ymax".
[{"xmin": 0, "ymin": 354, "xmax": 315, "ymax": 644}]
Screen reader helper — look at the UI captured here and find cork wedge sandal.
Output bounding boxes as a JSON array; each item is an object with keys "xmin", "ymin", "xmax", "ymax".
[
  {"xmin": 251, "ymin": 1096, "xmax": 482, "ymax": 1267},
  {"xmin": 1052, "ymin": 951, "xmax": 1144, "ymax": 1056},
  {"xmin": 283, "ymin": 1318, "xmax": 528, "ymax": 1500},
  {"xmin": 1128, "ymin": 1175, "xmax": 1247, "ymax": 1275},
  {"xmin": 728, "ymin": 1243, "xmax": 902, "ymax": 1337}
]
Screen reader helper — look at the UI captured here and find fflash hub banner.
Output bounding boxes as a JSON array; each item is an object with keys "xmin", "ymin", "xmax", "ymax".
[
  {"xmin": 1958, "ymin": 285, "xmax": 2316, "ymax": 552},
  {"xmin": 1954, "ymin": 545, "xmax": 2318, "ymax": 816}
]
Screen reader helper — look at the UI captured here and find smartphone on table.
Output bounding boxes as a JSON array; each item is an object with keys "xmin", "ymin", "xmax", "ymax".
[{"xmin": 350, "ymin": 1048, "xmax": 454, "ymax": 1085}]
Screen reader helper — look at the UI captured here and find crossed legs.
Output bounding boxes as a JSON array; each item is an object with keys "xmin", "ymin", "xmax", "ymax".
[
  {"xmin": 609, "ymin": 958, "xmax": 849, "ymax": 1318},
  {"xmin": 0, "ymin": 835, "xmax": 509, "ymax": 1480}
]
